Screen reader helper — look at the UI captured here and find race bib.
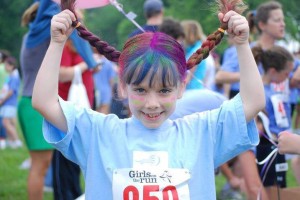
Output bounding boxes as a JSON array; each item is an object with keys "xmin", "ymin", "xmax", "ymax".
[
  {"xmin": 112, "ymin": 168, "xmax": 191, "ymax": 200},
  {"xmin": 270, "ymin": 94, "xmax": 289, "ymax": 128}
]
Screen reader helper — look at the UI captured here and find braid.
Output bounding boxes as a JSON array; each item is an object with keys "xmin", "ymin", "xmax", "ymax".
[
  {"xmin": 187, "ymin": 0, "xmax": 247, "ymax": 69},
  {"xmin": 61, "ymin": 0, "xmax": 121, "ymax": 62}
]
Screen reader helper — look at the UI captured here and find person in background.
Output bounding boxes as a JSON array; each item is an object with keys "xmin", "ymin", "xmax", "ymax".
[
  {"xmin": 93, "ymin": 53, "xmax": 116, "ymax": 114},
  {"xmin": 216, "ymin": 2, "xmax": 289, "ymax": 199},
  {"xmin": 252, "ymin": 45, "xmax": 294, "ymax": 190},
  {"xmin": 0, "ymin": 56, "xmax": 21, "ymax": 149},
  {"xmin": 0, "ymin": 50, "xmax": 9, "ymax": 149},
  {"xmin": 32, "ymin": 0, "xmax": 265, "ymax": 198},
  {"xmin": 18, "ymin": 1, "xmax": 98, "ymax": 199},
  {"xmin": 181, "ymin": 20, "xmax": 207, "ymax": 90},
  {"xmin": 129, "ymin": 0, "xmax": 164, "ymax": 38}
]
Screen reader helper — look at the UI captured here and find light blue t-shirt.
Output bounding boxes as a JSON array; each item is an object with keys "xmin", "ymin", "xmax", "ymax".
[{"xmin": 43, "ymin": 94, "xmax": 258, "ymax": 200}]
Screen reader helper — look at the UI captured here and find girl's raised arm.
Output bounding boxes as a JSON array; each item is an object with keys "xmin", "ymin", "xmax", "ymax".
[
  {"xmin": 32, "ymin": 10, "xmax": 76, "ymax": 132},
  {"xmin": 221, "ymin": 11, "xmax": 265, "ymax": 121}
]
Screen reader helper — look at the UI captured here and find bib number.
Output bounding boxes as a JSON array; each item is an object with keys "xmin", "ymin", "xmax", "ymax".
[{"xmin": 113, "ymin": 168, "xmax": 191, "ymax": 200}]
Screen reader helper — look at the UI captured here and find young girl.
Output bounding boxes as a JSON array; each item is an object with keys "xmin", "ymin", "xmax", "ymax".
[
  {"xmin": 252, "ymin": 45, "xmax": 294, "ymax": 189},
  {"xmin": 32, "ymin": 0, "xmax": 265, "ymax": 199}
]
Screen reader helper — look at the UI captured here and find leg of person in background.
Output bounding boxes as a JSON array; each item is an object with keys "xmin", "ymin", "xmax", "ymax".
[
  {"xmin": 44, "ymin": 163, "xmax": 53, "ymax": 192},
  {"xmin": 0, "ymin": 116, "xmax": 6, "ymax": 149},
  {"xmin": 2, "ymin": 117, "xmax": 22, "ymax": 148},
  {"xmin": 290, "ymin": 100, "xmax": 300, "ymax": 185},
  {"xmin": 238, "ymin": 150, "xmax": 269, "ymax": 200},
  {"xmin": 28, "ymin": 150, "xmax": 53, "ymax": 200},
  {"xmin": 291, "ymin": 156, "xmax": 300, "ymax": 185},
  {"xmin": 52, "ymin": 150, "xmax": 82, "ymax": 200},
  {"xmin": 219, "ymin": 159, "xmax": 244, "ymax": 200}
]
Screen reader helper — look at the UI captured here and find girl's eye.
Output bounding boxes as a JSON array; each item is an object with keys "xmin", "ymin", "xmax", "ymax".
[
  {"xmin": 134, "ymin": 88, "xmax": 145, "ymax": 93},
  {"xmin": 160, "ymin": 88, "xmax": 171, "ymax": 94}
]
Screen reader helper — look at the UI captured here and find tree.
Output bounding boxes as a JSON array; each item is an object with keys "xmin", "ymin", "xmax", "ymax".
[{"xmin": 0, "ymin": 0, "xmax": 31, "ymax": 60}]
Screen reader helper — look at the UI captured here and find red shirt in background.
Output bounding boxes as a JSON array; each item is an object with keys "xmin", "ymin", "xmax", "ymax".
[{"xmin": 58, "ymin": 43, "xmax": 94, "ymax": 107}]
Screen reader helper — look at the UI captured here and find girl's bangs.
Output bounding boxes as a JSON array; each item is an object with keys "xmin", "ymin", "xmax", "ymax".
[{"xmin": 123, "ymin": 54, "xmax": 180, "ymax": 88}]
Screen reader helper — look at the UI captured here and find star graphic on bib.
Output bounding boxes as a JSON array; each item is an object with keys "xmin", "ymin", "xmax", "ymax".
[{"xmin": 159, "ymin": 170, "xmax": 172, "ymax": 183}]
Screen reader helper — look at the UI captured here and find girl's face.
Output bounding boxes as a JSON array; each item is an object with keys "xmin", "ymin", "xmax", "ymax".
[
  {"xmin": 124, "ymin": 72, "xmax": 186, "ymax": 129},
  {"xmin": 270, "ymin": 61, "xmax": 293, "ymax": 83},
  {"xmin": 4, "ymin": 62, "xmax": 14, "ymax": 73},
  {"xmin": 260, "ymin": 9, "xmax": 285, "ymax": 40}
]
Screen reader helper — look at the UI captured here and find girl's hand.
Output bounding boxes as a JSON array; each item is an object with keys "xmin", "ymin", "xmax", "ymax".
[
  {"xmin": 218, "ymin": 11, "xmax": 249, "ymax": 45},
  {"xmin": 50, "ymin": 10, "xmax": 76, "ymax": 44}
]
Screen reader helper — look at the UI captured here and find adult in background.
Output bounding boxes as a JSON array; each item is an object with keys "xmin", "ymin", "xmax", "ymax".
[
  {"xmin": 128, "ymin": 0, "xmax": 164, "ymax": 38},
  {"xmin": 18, "ymin": 0, "xmax": 97, "ymax": 199}
]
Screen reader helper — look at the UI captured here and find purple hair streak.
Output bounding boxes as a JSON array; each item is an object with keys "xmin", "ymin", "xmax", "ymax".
[{"xmin": 119, "ymin": 32, "xmax": 187, "ymax": 87}]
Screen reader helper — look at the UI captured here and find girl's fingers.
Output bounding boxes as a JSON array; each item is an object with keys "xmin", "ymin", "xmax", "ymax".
[
  {"xmin": 222, "ymin": 10, "xmax": 237, "ymax": 22},
  {"xmin": 54, "ymin": 22, "xmax": 68, "ymax": 34}
]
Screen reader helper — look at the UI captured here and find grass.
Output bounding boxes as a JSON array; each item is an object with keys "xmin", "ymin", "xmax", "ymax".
[{"xmin": 0, "ymin": 133, "xmax": 299, "ymax": 199}]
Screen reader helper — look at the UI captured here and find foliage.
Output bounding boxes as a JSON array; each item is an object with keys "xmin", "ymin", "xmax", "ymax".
[
  {"xmin": 0, "ymin": 0, "xmax": 299, "ymax": 61},
  {"xmin": 0, "ymin": 0, "xmax": 32, "ymax": 61}
]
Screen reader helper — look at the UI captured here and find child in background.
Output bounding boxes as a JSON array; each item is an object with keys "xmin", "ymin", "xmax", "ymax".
[
  {"xmin": 0, "ymin": 50, "xmax": 9, "ymax": 149},
  {"xmin": 0, "ymin": 56, "xmax": 21, "ymax": 148},
  {"xmin": 32, "ymin": 0, "xmax": 265, "ymax": 199},
  {"xmin": 252, "ymin": 45, "xmax": 294, "ymax": 189}
]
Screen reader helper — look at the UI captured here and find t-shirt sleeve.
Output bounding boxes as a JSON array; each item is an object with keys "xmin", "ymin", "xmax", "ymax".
[
  {"xmin": 42, "ymin": 97, "xmax": 118, "ymax": 169},
  {"xmin": 209, "ymin": 94, "xmax": 259, "ymax": 167}
]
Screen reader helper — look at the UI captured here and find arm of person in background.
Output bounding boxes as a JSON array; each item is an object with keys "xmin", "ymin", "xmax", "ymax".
[
  {"xmin": 0, "ymin": 90, "xmax": 13, "ymax": 105},
  {"xmin": 290, "ymin": 60, "xmax": 300, "ymax": 88},
  {"xmin": 59, "ymin": 62, "xmax": 87, "ymax": 83},
  {"xmin": 220, "ymin": 11, "xmax": 265, "ymax": 122},
  {"xmin": 32, "ymin": 10, "xmax": 76, "ymax": 133},
  {"xmin": 215, "ymin": 70, "xmax": 240, "ymax": 84},
  {"xmin": 278, "ymin": 131, "xmax": 300, "ymax": 154},
  {"xmin": 215, "ymin": 45, "xmax": 240, "ymax": 84}
]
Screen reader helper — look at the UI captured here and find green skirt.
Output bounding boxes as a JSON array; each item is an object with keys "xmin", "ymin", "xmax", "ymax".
[{"xmin": 18, "ymin": 97, "xmax": 53, "ymax": 150}]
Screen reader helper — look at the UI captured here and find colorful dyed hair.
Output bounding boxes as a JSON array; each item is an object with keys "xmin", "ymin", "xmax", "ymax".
[
  {"xmin": 252, "ymin": 45, "xmax": 293, "ymax": 72},
  {"xmin": 119, "ymin": 32, "xmax": 186, "ymax": 87}
]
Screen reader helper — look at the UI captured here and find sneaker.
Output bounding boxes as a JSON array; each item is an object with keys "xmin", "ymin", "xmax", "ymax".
[
  {"xmin": 0, "ymin": 139, "xmax": 6, "ymax": 150},
  {"xmin": 43, "ymin": 186, "xmax": 53, "ymax": 193},
  {"xmin": 219, "ymin": 183, "xmax": 244, "ymax": 200},
  {"xmin": 19, "ymin": 158, "xmax": 31, "ymax": 170},
  {"xmin": 7, "ymin": 140, "xmax": 23, "ymax": 149}
]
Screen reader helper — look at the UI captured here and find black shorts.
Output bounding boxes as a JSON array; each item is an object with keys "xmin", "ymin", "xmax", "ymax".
[{"xmin": 256, "ymin": 139, "xmax": 286, "ymax": 188}]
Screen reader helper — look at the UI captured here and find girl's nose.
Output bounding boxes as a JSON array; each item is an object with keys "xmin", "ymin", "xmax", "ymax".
[{"xmin": 145, "ymin": 93, "xmax": 159, "ymax": 109}]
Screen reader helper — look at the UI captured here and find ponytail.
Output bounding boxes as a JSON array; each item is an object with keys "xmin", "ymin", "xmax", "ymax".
[
  {"xmin": 187, "ymin": 0, "xmax": 247, "ymax": 69},
  {"xmin": 61, "ymin": 0, "xmax": 121, "ymax": 62}
]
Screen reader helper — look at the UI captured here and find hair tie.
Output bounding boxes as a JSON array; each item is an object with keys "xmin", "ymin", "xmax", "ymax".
[
  {"xmin": 218, "ymin": 28, "xmax": 225, "ymax": 33},
  {"xmin": 75, "ymin": 22, "xmax": 81, "ymax": 28}
]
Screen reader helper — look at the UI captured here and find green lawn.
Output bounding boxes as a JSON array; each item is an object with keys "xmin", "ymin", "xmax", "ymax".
[{"xmin": 0, "ymin": 134, "xmax": 298, "ymax": 199}]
